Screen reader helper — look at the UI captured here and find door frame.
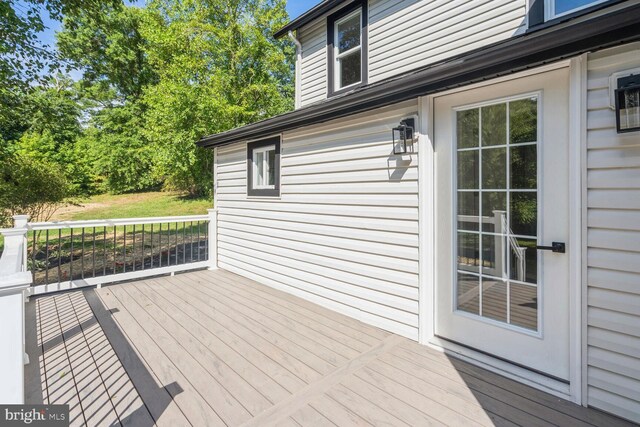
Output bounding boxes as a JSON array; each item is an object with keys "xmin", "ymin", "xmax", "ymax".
[{"xmin": 417, "ymin": 57, "xmax": 587, "ymax": 404}]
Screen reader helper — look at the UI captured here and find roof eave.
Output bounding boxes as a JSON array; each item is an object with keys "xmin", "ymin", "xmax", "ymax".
[
  {"xmin": 273, "ymin": 0, "xmax": 348, "ymax": 39},
  {"xmin": 200, "ymin": 4, "xmax": 640, "ymax": 149}
]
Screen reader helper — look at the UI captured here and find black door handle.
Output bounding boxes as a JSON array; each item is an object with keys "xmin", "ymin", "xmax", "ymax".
[{"xmin": 536, "ymin": 242, "xmax": 566, "ymax": 253}]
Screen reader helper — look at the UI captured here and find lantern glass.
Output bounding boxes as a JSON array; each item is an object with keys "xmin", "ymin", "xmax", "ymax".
[
  {"xmin": 393, "ymin": 125, "xmax": 408, "ymax": 155},
  {"xmin": 616, "ymin": 75, "xmax": 640, "ymax": 133}
]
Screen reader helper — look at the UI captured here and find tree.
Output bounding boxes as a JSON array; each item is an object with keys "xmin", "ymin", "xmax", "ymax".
[
  {"xmin": 141, "ymin": 0, "xmax": 294, "ymax": 196},
  {"xmin": 0, "ymin": 153, "xmax": 70, "ymax": 226},
  {"xmin": 14, "ymin": 75, "xmax": 94, "ymax": 193},
  {"xmin": 0, "ymin": 0, "xmax": 121, "ymax": 88}
]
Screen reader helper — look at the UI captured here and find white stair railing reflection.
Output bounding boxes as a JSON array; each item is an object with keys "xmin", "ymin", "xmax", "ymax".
[{"xmin": 457, "ymin": 211, "xmax": 527, "ymax": 282}]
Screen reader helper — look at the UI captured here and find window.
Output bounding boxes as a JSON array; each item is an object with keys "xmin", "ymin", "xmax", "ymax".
[
  {"xmin": 455, "ymin": 96, "xmax": 540, "ymax": 331},
  {"xmin": 529, "ymin": 0, "xmax": 615, "ymax": 26},
  {"xmin": 328, "ymin": 2, "xmax": 367, "ymax": 96},
  {"xmin": 247, "ymin": 136, "xmax": 280, "ymax": 197},
  {"xmin": 546, "ymin": 0, "xmax": 607, "ymax": 19}
]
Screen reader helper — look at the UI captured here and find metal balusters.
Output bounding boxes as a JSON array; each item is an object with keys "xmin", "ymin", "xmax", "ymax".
[
  {"xmin": 123, "ymin": 225, "xmax": 127, "ymax": 273},
  {"xmin": 81, "ymin": 228, "xmax": 85, "ymax": 279},
  {"xmin": 57, "ymin": 229, "xmax": 62, "ymax": 283},
  {"xmin": 189, "ymin": 221, "xmax": 194, "ymax": 263},
  {"xmin": 166, "ymin": 223, "xmax": 170, "ymax": 266},
  {"xmin": 204, "ymin": 220, "xmax": 209, "ymax": 261},
  {"xmin": 31, "ymin": 231, "xmax": 37, "ymax": 285},
  {"xmin": 92, "ymin": 227, "xmax": 96, "ymax": 278},
  {"xmin": 197, "ymin": 221, "xmax": 201, "ymax": 261},
  {"xmin": 113, "ymin": 226, "xmax": 117, "ymax": 274},
  {"xmin": 103, "ymin": 227, "xmax": 107, "ymax": 277},
  {"xmin": 158, "ymin": 223, "xmax": 162, "ymax": 268},
  {"xmin": 45, "ymin": 230, "xmax": 49, "ymax": 285},
  {"xmin": 141, "ymin": 224, "xmax": 145, "ymax": 271},
  {"xmin": 24, "ymin": 216, "xmax": 209, "ymax": 289},
  {"xmin": 174, "ymin": 222, "xmax": 178, "ymax": 265},
  {"xmin": 132, "ymin": 225, "xmax": 136, "ymax": 272},
  {"xmin": 182, "ymin": 222, "xmax": 186, "ymax": 264},
  {"xmin": 70, "ymin": 228, "xmax": 74, "ymax": 281}
]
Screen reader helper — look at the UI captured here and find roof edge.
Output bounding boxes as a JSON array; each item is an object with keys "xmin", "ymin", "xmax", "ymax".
[
  {"xmin": 274, "ymin": 0, "xmax": 347, "ymax": 39},
  {"xmin": 201, "ymin": 4, "xmax": 640, "ymax": 149}
]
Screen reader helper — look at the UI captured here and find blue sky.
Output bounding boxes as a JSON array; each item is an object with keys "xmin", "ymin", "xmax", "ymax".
[{"xmin": 29, "ymin": 0, "xmax": 323, "ymax": 48}]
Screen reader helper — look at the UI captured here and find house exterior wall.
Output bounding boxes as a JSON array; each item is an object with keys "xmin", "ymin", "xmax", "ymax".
[
  {"xmin": 297, "ymin": 0, "xmax": 527, "ymax": 107},
  {"xmin": 585, "ymin": 42, "xmax": 640, "ymax": 423},
  {"xmin": 215, "ymin": 100, "xmax": 421, "ymax": 339}
]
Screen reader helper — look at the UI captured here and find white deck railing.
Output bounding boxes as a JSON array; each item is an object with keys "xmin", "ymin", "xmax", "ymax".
[{"xmin": 0, "ymin": 209, "xmax": 218, "ymax": 404}]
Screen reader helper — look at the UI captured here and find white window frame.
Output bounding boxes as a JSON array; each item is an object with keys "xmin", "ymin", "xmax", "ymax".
[
  {"xmin": 334, "ymin": 8, "xmax": 362, "ymax": 92},
  {"xmin": 544, "ymin": 0, "xmax": 607, "ymax": 20},
  {"xmin": 252, "ymin": 144, "xmax": 276, "ymax": 190}
]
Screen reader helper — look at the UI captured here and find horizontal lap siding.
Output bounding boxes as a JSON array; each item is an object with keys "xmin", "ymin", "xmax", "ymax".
[
  {"xmin": 294, "ymin": 0, "xmax": 527, "ymax": 107},
  {"xmin": 299, "ymin": 20, "xmax": 327, "ymax": 107},
  {"xmin": 586, "ymin": 43, "xmax": 640, "ymax": 424},
  {"xmin": 368, "ymin": 0, "xmax": 527, "ymax": 82},
  {"xmin": 216, "ymin": 100, "xmax": 420, "ymax": 339}
]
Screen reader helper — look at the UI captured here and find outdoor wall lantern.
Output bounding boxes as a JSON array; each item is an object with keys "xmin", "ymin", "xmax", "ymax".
[
  {"xmin": 615, "ymin": 74, "xmax": 640, "ymax": 133},
  {"xmin": 392, "ymin": 118, "xmax": 415, "ymax": 155}
]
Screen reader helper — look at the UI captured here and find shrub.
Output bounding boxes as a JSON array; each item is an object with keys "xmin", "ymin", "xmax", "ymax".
[{"xmin": 0, "ymin": 154, "xmax": 70, "ymax": 226}]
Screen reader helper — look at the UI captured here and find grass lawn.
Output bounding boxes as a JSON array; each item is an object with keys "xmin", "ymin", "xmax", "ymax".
[
  {"xmin": 1, "ymin": 192, "xmax": 212, "ymax": 253},
  {"xmin": 53, "ymin": 191, "xmax": 213, "ymax": 222}
]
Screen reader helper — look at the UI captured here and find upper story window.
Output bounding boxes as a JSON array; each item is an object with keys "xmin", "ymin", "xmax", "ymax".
[
  {"xmin": 328, "ymin": 1, "xmax": 368, "ymax": 96},
  {"xmin": 546, "ymin": 0, "xmax": 607, "ymax": 19},
  {"xmin": 247, "ymin": 136, "xmax": 281, "ymax": 197}
]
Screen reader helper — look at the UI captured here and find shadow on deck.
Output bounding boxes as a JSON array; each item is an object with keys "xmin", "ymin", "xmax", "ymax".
[{"xmin": 25, "ymin": 269, "xmax": 633, "ymax": 426}]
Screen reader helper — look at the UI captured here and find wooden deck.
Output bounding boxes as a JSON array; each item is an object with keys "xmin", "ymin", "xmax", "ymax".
[{"xmin": 25, "ymin": 269, "xmax": 632, "ymax": 427}]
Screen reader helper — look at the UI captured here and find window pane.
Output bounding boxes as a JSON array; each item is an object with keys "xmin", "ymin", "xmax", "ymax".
[
  {"xmin": 482, "ymin": 147, "xmax": 506, "ymax": 189},
  {"xmin": 482, "ymin": 234, "xmax": 498, "ymax": 273},
  {"xmin": 339, "ymin": 51, "xmax": 361, "ymax": 88},
  {"xmin": 337, "ymin": 13, "xmax": 361, "ymax": 53},
  {"xmin": 510, "ymin": 192, "xmax": 537, "ymax": 237},
  {"xmin": 267, "ymin": 149, "xmax": 276, "ymax": 186},
  {"xmin": 510, "ymin": 145, "xmax": 537, "ymax": 190},
  {"xmin": 458, "ymin": 191, "xmax": 479, "ymax": 231},
  {"xmin": 482, "ymin": 192, "xmax": 507, "ymax": 233},
  {"xmin": 510, "ymin": 283, "xmax": 538, "ymax": 330},
  {"xmin": 457, "ymin": 109, "xmax": 479, "ymax": 149},
  {"xmin": 555, "ymin": 0, "xmax": 600, "ymax": 15},
  {"xmin": 481, "ymin": 103, "xmax": 507, "ymax": 147},
  {"xmin": 457, "ymin": 150, "xmax": 479, "ymax": 190},
  {"xmin": 254, "ymin": 151, "xmax": 265, "ymax": 186},
  {"xmin": 457, "ymin": 273, "xmax": 480, "ymax": 315},
  {"xmin": 510, "ymin": 238, "xmax": 537, "ymax": 284},
  {"xmin": 510, "ymin": 98, "xmax": 537, "ymax": 144},
  {"xmin": 458, "ymin": 232, "xmax": 480, "ymax": 274},
  {"xmin": 482, "ymin": 279, "xmax": 507, "ymax": 322}
]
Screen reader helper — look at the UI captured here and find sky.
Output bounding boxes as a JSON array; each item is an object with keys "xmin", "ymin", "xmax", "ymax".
[{"xmin": 29, "ymin": 0, "xmax": 323, "ymax": 48}]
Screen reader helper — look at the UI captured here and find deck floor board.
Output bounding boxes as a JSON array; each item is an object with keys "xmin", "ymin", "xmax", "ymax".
[{"xmin": 25, "ymin": 268, "xmax": 633, "ymax": 427}]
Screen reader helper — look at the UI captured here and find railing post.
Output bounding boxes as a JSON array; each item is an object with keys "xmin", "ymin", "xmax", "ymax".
[
  {"xmin": 207, "ymin": 208, "xmax": 218, "ymax": 270},
  {"xmin": 0, "ymin": 215, "xmax": 32, "ymax": 404}
]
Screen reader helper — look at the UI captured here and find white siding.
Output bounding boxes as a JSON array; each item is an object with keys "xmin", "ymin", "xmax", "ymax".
[
  {"xmin": 294, "ymin": 0, "xmax": 527, "ymax": 106},
  {"xmin": 368, "ymin": 0, "xmax": 527, "ymax": 82},
  {"xmin": 215, "ymin": 100, "xmax": 420, "ymax": 339},
  {"xmin": 586, "ymin": 42, "xmax": 640, "ymax": 424},
  {"xmin": 299, "ymin": 20, "xmax": 327, "ymax": 107}
]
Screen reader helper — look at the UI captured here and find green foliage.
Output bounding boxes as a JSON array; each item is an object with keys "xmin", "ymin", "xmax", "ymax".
[
  {"xmin": 86, "ymin": 103, "xmax": 160, "ymax": 194},
  {"xmin": 57, "ymin": 4, "xmax": 157, "ymax": 101},
  {"xmin": 141, "ymin": 0, "xmax": 294, "ymax": 196},
  {"xmin": 2, "ymin": 0, "xmax": 294, "ymax": 200},
  {"xmin": 0, "ymin": 153, "xmax": 70, "ymax": 226},
  {"xmin": 0, "ymin": 0, "xmax": 121, "ymax": 87}
]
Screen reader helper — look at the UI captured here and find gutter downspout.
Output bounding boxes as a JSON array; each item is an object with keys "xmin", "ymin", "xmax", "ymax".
[{"xmin": 288, "ymin": 30, "xmax": 302, "ymax": 109}]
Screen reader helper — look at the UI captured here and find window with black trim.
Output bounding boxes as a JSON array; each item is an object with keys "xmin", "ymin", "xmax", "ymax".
[
  {"xmin": 247, "ymin": 136, "xmax": 281, "ymax": 197},
  {"xmin": 528, "ymin": 0, "xmax": 619, "ymax": 27},
  {"xmin": 328, "ymin": 1, "xmax": 368, "ymax": 96}
]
